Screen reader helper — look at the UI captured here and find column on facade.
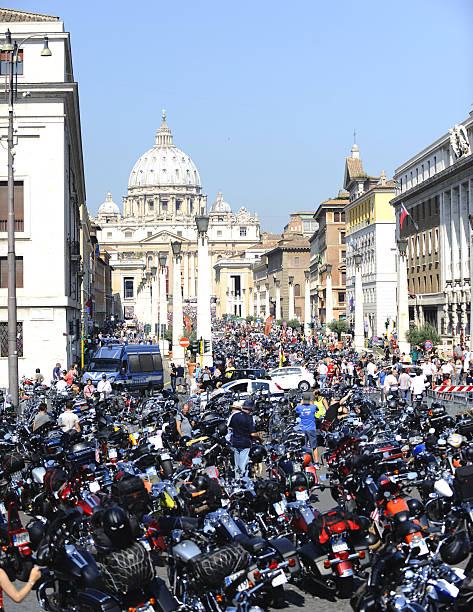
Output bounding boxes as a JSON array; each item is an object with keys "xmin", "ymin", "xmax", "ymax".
[
  {"xmin": 241, "ymin": 288, "xmax": 246, "ymax": 318},
  {"xmin": 256, "ymin": 286, "xmax": 261, "ymax": 316},
  {"xmin": 275, "ymin": 281, "xmax": 281, "ymax": 320},
  {"xmin": 190, "ymin": 251, "xmax": 196, "ymax": 298},
  {"xmin": 226, "ymin": 288, "xmax": 231, "ymax": 316},
  {"xmin": 183, "ymin": 252, "xmax": 189, "ymax": 300},
  {"xmin": 469, "ymin": 179, "xmax": 473, "ymax": 349},
  {"xmin": 265, "ymin": 283, "xmax": 270, "ymax": 317},
  {"xmin": 249, "ymin": 287, "xmax": 254, "ymax": 317},
  {"xmin": 159, "ymin": 264, "xmax": 168, "ymax": 354},
  {"xmin": 304, "ymin": 271, "xmax": 310, "ymax": 337},
  {"xmin": 288, "ymin": 276, "xmax": 295, "ymax": 321}
]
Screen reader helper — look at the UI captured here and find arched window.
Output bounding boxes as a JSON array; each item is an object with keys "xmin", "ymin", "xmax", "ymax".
[{"xmin": 294, "ymin": 283, "xmax": 301, "ymax": 297}]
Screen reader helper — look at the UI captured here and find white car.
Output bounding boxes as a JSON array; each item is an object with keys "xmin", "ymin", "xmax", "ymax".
[
  {"xmin": 268, "ymin": 366, "xmax": 315, "ymax": 391},
  {"xmin": 212, "ymin": 378, "xmax": 284, "ymax": 398}
]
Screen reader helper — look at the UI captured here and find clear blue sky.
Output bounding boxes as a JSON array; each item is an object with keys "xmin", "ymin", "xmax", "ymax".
[{"xmin": 13, "ymin": 0, "xmax": 473, "ymax": 232}]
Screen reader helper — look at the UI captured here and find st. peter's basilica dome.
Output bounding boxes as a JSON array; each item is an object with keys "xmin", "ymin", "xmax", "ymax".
[{"xmin": 128, "ymin": 112, "xmax": 202, "ymax": 190}]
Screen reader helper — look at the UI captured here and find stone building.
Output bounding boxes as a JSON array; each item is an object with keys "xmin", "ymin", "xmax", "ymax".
[
  {"xmin": 309, "ymin": 192, "xmax": 349, "ymax": 325},
  {"xmin": 0, "ymin": 9, "xmax": 86, "ymax": 382},
  {"xmin": 261, "ymin": 232, "xmax": 310, "ymax": 321},
  {"xmin": 344, "ymin": 145, "xmax": 397, "ymax": 338},
  {"xmin": 391, "ymin": 107, "xmax": 473, "ymax": 342},
  {"xmin": 94, "ymin": 114, "xmax": 261, "ymax": 329}
]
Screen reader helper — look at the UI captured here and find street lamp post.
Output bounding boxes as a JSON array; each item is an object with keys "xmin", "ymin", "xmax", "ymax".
[
  {"xmin": 2, "ymin": 29, "xmax": 51, "ymax": 413},
  {"xmin": 325, "ymin": 264, "xmax": 333, "ymax": 330},
  {"xmin": 354, "ymin": 254, "xmax": 364, "ymax": 350},
  {"xmin": 397, "ymin": 239, "xmax": 410, "ymax": 356},
  {"xmin": 171, "ymin": 241, "xmax": 185, "ymax": 365},
  {"xmin": 469, "ymin": 216, "xmax": 473, "ymax": 350},
  {"xmin": 196, "ymin": 215, "xmax": 212, "ymax": 366},
  {"xmin": 158, "ymin": 252, "xmax": 167, "ymax": 355},
  {"xmin": 304, "ymin": 270, "xmax": 311, "ymax": 338}
]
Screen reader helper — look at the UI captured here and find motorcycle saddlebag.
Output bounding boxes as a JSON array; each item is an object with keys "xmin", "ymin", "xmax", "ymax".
[
  {"xmin": 111, "ymin": 473, "xmax": 150, "ymax": 515},
  {"xmin": 2, "ymin": 453, "xmax": 25, "ymax": 475},
  {"xmin": 189, "ymin": 543, "xmax": 249, "ymax": 587},
  {"xmin": 77, "ymin": 588, "xmax": 121, "ymax": 612},
  {"xmin": 43, "ymin": 468, "xmax": 68, "ymax": 497},
  {"xmin": 458, "ymin": 419, "xmax": 473, "ymax": 439},
  {"xmin": 97, "ymin": 542, "xmax": 154, "ymax": 596},
  {"xmin": 454, "ymin": 464, "xmax": 473, "ymax": 502}
]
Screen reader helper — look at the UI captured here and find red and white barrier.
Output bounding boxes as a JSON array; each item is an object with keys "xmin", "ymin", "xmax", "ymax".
[{"xmin": 433, "ymin": 385, "xmax": 473, "ymax": 393}]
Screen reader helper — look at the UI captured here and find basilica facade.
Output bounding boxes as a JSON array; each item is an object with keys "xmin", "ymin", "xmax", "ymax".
[{"xmin": 94, "ymin": 113, "xmax": 261, "ymax": 329}]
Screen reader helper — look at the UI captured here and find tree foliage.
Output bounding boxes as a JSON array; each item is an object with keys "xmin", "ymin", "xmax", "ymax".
[
  {"xmin": 327, "ymin": 320, "xmax": 350, "ymax": 339},
  {"xmin": 405, "ymin": 323, "xmax": 440, "ymax": 347},
  {"xmin": 287, "ymin": 319, "xmax": 301, "ymax": 329}
]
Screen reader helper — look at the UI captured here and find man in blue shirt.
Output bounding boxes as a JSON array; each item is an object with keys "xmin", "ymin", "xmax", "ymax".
[
  {"xmin": 296, "ymin": 391, "xmax": 319, "ymax": 467},
  {"xmin": 52, "ymin": 362, "xmax": 61, "ymax": 382},
  {"xmin": 228, "ymin": 399, "xmax": 261, "ymax": 478}
]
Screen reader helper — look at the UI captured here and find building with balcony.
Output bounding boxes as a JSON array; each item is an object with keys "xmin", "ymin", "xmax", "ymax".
[
  {"xmin": 391, "ymin": 108, "xmax": 473, "ymax": 341},
  {"xmin": 344, "ymin": 145, "xmax": 397, "ymax": 338},
  {"xmin": 0, "ymin": 8, "xmax": 86, "ymax": 382}
]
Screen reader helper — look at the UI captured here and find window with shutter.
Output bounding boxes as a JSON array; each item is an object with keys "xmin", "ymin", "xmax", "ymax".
[
  {"xmin": 0, "ymin": 181, "xmax": 24, "ymax": 232},
  {"xmin": 0, "ymin": 256, "xmax": 23, "ymax": 288}
]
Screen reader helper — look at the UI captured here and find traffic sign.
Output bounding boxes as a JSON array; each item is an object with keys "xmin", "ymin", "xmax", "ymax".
[
  {"xmin": 240, "ymin": 339, "xmax": 247, "ymax": 349},
  {"xmin": 372, "ymin": 336, "xmax": 378, "ymax": 343},
  {"xmin": 424, "ymin": 340, "xmax": 433, "ymax": 351},
  {"xmin": 179, "ymin": 337, "xmax": 190, "ymax": 348}
]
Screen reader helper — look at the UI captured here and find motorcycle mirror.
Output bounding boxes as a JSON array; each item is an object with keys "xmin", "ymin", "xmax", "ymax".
[
  {"xmin": 437, "ymin": 439, "xmax": 446, "ymax": 446},
  {"xmin": 407, "ymin": 472, "xmax": 418, "ymax": 480},
  {"xmin": 395, "ymin": 434, "xmax": 402, "ymax": 442},
  {"xmin": 429, "ymin": 428, "xmax": 435, "ymax": 434},
  {"xmin": 3, "ymin": 433, "xmax": 10, "ymax": 440}
]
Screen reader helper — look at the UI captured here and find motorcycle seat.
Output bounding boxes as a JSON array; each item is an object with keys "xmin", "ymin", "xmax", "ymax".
[
  {"xmin": 395, "ymin": 519, "xmax": 422, "ymax": 538},
  {"xmin": 234, "ymin": 534, "xmax": 267, "ymax": 554}
]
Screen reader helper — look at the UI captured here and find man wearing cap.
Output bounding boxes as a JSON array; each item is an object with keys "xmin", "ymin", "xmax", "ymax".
[
  {"xmin": 228, "ymin": 399, "xmax": 260, "ymax": 478},
  {"xmin": 296, "ymin": 391, "xmax": 320, "ymax": 467},
  {"xmin": 97, "ymin": 373, "xmax": 112, "ymax": 400}
]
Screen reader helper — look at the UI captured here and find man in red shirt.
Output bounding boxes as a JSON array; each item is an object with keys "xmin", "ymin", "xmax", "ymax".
[{"xmin": 64, "ymin": 367, "xmax": 74, "ymax": 386}]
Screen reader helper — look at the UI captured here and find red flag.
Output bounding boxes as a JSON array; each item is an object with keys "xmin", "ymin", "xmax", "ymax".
[{"xmin": 400, "ymin": 203, "xmax": 408, "ymax": 229}]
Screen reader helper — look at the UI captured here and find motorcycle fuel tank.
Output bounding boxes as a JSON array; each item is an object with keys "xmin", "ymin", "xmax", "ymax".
[{"xmin": 172, "ymin": 540, "xmax": 202, "ymax": 562}]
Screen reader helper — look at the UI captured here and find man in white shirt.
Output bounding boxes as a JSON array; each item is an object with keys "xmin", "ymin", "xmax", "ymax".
[
  {"xmin": 97, "ymin": 374, "xmax": 112, "ymax": 399},
  {"xmin": 383, "ymin": 369, "xmax": 399, "ymax": 396},
  {"xmin": 55, "ymin": 375, "xmax": 68, "ymax": 394},
  {"xmin": 411, "ymin": 370, "xmax": 426, "ymax": 398},
  {"xmin": 318, "ymin": 361, "xmax": 328, "ymax": 388},
  {"xmin": 58, "ymin": 401, "xmax": 80, "ymax": 433},
  {"xmin": 440, "ymin": 360, "xmax": 454, "ymax": 378},
  {"xmin": 366, "ymin": 359, "xmax": 377, "ymax": 388}
]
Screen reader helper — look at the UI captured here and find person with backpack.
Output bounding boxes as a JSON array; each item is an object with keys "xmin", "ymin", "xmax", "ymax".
[{"xmin": 176, "ymin": 403, "xmax": 193, "ymax": 439}]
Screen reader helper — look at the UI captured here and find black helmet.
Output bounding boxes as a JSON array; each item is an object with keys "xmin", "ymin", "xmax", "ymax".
[
  {"xmin": 406, "ymin": 497, "xmax": 424, "ymax": 517},
  {"xmin": 102, "ymin": 506, "xmax": 133, "ymax": 548},
  {"xmin": 179, "ymin": 436, "xmax": 191, "ymax": 448},
  {"xmin": 288, "ymin": 472, "xmax": 311, "ymax": 491},
  {"xmin": 397, "ymin": 398, "xmax": 407, "ymax": 407},
  {"xmin": 249, "ymin": 444, "xmax": 266, "ymax": 463},
  {"xmin": 440, "ymin": 531, "xmax": 470, "ymax": 564},
  {"xmin": 27, "ymin": 520, "xmax": 45, "ymax": 551},
  {"xmin": 388, "ymin": 400, "xmax": 397, "ymax": 410},
  {"xmin": 192, "ymin": 473, "xmax": 209, "ymax": 491}
]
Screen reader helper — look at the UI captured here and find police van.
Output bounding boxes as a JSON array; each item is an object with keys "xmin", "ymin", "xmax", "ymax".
[{"xmin": 83, "ymin": 344, "xmax": 163, "ymax": 391}]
